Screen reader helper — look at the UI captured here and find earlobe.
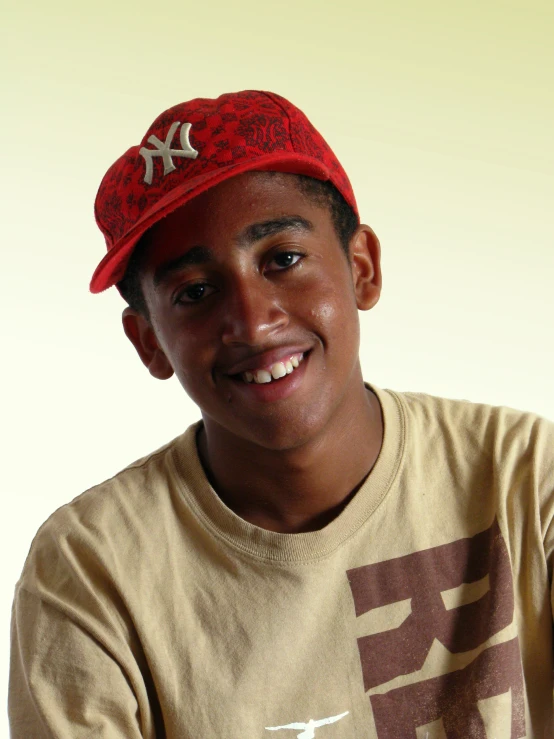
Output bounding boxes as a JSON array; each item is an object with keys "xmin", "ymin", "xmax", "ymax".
[
  {"xmin": 122, "ymin": 308, "xmax": 174, "ymax": 380},
  {"xmin": 350, "ymin": 225, "xmax": 382, "ymax": 311}
]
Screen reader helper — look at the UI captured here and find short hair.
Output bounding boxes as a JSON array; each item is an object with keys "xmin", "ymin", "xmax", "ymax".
[{"xmin": 117, "ymin": 174, "xmax": 359, "ymax": 320}]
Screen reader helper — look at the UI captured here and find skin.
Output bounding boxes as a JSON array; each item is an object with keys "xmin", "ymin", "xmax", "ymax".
[{"xmin": 122, "ymin": 172, "xmax": 383, "ymax": 533}]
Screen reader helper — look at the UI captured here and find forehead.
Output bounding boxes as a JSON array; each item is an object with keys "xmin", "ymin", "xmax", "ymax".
[{"xmin": 136, "ymin": 171, "xmax": 333, "ymax": 271}]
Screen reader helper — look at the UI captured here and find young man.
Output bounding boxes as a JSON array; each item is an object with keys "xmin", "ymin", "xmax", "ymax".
[{"xmin": 9, "ymin": 91, "xmax": 554, "ymax": 737}]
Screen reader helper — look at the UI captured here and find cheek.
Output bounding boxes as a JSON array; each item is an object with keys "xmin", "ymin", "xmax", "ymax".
[
  {"xmin": 154, "ymin": 327, "xmax": 211, "ymax": 384},
  {"xmin": 308, "ymin": 281, "xmax": 361, "ymax": 363},
  {"xmin": 153, "ymin": 305, "xmax": 206, "ymax": 355},
  {"xmin": 309, "ymin": 300, "xmax": 335, "ymax": 323},
  {"xmin": 307, "ymin": 276, "xmax": 358, "ymax": 326}
]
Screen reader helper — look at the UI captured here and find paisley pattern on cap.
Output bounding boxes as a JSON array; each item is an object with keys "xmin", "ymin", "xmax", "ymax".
[{"xmin": 236, "ymin": 114, "xmax": 289, "ymax": 152}]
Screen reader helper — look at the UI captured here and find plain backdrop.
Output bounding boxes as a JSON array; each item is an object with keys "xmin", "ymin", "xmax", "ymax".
[{"xmin": 2, "ymin": 0, "xmax": 553, "ymax": 733}]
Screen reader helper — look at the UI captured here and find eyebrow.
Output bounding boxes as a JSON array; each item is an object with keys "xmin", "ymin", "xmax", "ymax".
[
  {"xmin": 153, "ymin": 215, "xmax": 314, "ymax": 289},
  {"xmin": 234, "ymin": 215, "xmax": 314, "ymax": 247},
  {"xmin": 153, "ymin": 246, "xmax": 212, "ymax": 287}
]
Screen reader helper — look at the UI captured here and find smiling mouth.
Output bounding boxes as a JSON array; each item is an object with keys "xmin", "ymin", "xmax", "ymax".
[{"xmin": 231, "ymin": 352, "xmax": 306, "ymax": 385}]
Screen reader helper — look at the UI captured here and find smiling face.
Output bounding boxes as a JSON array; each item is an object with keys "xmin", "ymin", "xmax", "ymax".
[{"xmin": 122, "ymin": 172, "xmax": 381, "ymax": 451}]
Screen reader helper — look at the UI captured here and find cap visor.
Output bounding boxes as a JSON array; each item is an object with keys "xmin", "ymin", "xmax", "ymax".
[{"xmin": 90, "ymin": 153, "xmax": 330, "ymax": 293}]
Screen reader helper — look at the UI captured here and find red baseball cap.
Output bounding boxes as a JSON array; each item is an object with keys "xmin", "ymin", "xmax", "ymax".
[{"xmin": 91, "ymin": 90, "xmax": 358, "ymax": 294}]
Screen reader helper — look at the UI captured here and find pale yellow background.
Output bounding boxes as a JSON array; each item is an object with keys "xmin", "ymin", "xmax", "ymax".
[{"xmin": 2, "ymin": 0, "xmax": 553, "ymax": 733}]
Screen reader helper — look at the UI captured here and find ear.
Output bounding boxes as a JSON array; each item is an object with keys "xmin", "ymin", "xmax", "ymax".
[
  {"xmin": 121, "ymin": 308, "xmax": 174, "ymax": 380},
  {"xmin": 349, "ymin": 225, "xmax": 382, "ymax": 311}
]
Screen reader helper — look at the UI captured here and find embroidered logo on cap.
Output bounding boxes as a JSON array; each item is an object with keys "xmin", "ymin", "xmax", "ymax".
[{"xmin": 139, "ymin": 121, "xmax": 199, "ymax": 185}]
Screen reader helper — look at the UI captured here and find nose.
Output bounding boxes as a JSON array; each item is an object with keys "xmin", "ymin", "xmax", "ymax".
[{"xmin": 220, "ymin": 275, "xmax": 289, "ymax": 346}]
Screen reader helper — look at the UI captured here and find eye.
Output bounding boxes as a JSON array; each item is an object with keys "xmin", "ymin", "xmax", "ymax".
[
  {"xmin": 173, "ymin": 282, "xmax": 216, "ymax": 305},
  {"xmin": 266, "ymin": 251, "xmax": 304, "ymax": 272}
]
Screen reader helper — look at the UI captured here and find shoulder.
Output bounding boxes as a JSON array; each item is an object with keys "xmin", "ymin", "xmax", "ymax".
[
  {"xmin": 389, "ymin": 388, "xmax": 553, "ymax": 447},
  {"xmin": 387, "ymin": 391, "xmax": 554, "ymax": 476},
  {"xmin": 17, "ymin": 423, "xmax": 201, "ymax": 594}
]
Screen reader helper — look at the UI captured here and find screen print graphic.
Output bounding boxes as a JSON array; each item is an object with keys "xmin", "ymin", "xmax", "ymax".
[{"xmin": 347, "ymin": 520, "xmax": 525, "ymax": 737}]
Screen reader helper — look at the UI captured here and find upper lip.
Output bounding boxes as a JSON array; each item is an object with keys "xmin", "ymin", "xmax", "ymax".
[{"xmin": 222, "ymin": 346, "xmax": 311, "ymax": 376}]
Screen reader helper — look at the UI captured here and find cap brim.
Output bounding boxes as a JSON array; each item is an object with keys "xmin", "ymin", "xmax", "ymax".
[{"xmin": 90, "ymin": 153, "xmax": 331, "ymax": 294}]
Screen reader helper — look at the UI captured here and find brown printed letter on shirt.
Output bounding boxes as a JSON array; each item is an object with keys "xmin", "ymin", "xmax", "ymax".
[{"xmin": 346, "ymin": 519, "xmax": 525, "ymax": 737}]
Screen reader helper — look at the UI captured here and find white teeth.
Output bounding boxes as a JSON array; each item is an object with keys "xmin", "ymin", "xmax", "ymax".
[
  {"xmin": 254, "ymin": 369, "xmax": 272, "ymax": 384},
  {"xmin": 270, "ymin": 362, "xmax": 287, "ymax": 380},
  {"xmin": 240, "ymin": 353, "xmax": 305, "ymax": 384}
]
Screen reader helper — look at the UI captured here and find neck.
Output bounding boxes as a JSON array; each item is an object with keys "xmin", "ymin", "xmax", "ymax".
[{"xmin": 197, "ymin": 382, "xmax": 383, "ymax": 533}]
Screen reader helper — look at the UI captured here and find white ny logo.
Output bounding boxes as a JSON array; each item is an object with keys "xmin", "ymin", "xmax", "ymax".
[{"xmin": 139, "ymin": 121, "xmax": 199, "ymax": 184}]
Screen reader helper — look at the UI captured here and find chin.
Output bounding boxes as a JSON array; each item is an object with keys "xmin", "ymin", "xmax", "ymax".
[{"xmin": 235, "ymin": 404, "xmax": 332, "ymax": 453}]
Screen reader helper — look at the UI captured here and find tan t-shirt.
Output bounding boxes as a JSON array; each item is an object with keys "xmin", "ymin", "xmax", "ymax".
[{"xmin": 9, "ymin": 386, "xmax": 554, "ymax": 737}]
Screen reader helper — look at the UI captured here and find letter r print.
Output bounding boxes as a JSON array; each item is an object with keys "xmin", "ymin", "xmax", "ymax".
[{"xmin": 347, "ymin": 520, "xmax": 525, "ymax": 737}]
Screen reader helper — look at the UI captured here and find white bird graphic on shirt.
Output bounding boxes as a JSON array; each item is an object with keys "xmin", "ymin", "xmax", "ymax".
[{"xmin": 265, "ymin": 711, "xmax": 349, "ymax": 738}]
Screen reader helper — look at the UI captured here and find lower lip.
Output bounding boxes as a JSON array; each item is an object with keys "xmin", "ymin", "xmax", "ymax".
[{"xmin": 226, "ymin": 353, "xmax": 310, "ymax": 403}]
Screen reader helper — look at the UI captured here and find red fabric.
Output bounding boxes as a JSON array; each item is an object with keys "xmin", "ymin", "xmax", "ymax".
[{"xmin": 91, "ymin": 90, "xmax": 358, "ymax": 294}]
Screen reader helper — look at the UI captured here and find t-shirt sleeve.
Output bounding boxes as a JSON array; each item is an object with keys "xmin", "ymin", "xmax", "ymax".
[
  {"xmin": 534, "ymin": 415, "xmax": 554, "ymax": 623},
  {"xmin": 9, "ymin": 585, "xmax": 151, "ymax": 738}
]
